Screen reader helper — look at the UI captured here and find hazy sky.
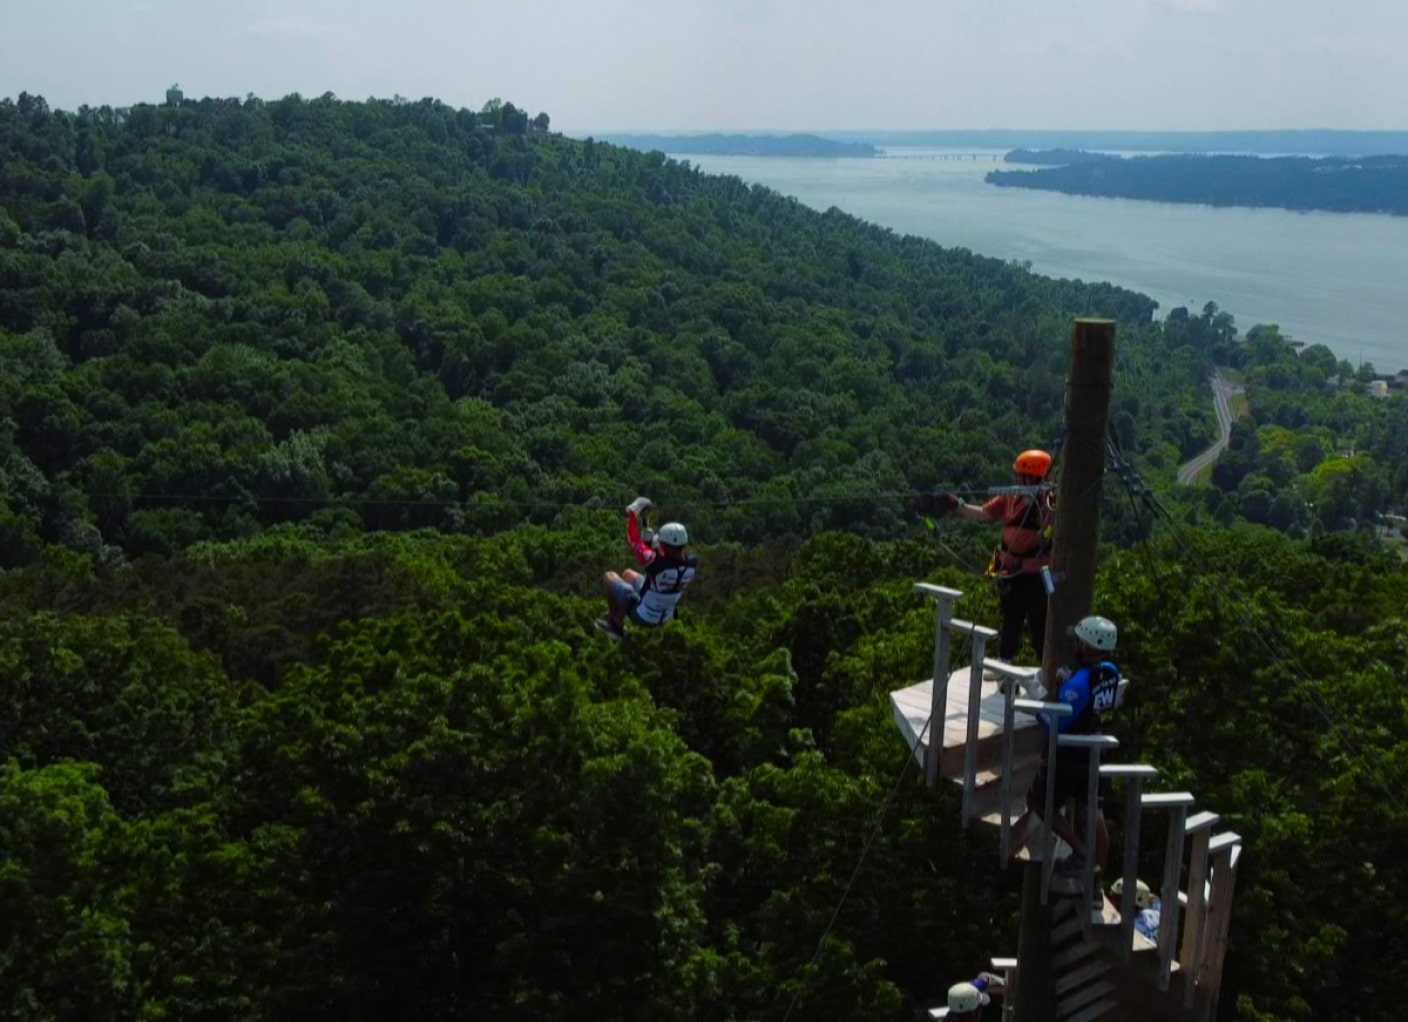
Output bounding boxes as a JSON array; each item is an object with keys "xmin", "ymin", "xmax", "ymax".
[{"xmin": 2, "ymin": 0, "xmax": 1405, "ymax": 132}]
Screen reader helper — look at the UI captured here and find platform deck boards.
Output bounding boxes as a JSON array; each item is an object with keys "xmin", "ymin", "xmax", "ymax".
[{"xmin": 890, "ymin": 668, "xmax": 1045, "ymax": 775}]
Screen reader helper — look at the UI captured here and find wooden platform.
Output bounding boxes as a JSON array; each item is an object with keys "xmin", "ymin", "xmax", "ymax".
[{"xmin": 890, "ymin": 667, "xmax": 1047, "ymax": 778}]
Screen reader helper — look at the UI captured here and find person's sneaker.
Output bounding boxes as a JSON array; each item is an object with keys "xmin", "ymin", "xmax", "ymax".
[{"xmin": 594, "ymin": 618, "xmax": 624, "ymax": 643}]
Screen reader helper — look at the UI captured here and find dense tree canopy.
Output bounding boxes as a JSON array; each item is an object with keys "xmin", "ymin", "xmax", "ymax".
[
  {"xmin": 0, "ymin": 89, "xmax": 1218, "ymax": 563},
  {"xmin": 0, "ymin": 91, "xmax": 1405, "ymax": 1022}
]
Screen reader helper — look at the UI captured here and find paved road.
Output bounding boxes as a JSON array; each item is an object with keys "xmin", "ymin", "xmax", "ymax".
[{"xmin": 1178, "ymin": 372, "xmax": 1245, "ymax": 486}]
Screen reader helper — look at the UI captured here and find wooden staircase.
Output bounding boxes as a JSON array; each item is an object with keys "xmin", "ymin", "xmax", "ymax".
[{"xmin": 895, "ymin": 584, "xmax": 1243, "ymax": 1022}]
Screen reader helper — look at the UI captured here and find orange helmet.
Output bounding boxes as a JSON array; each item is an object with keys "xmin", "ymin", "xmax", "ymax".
[{"xmin": 1013, "ymin": 449, "xmax": 1052, "ymax": 478}]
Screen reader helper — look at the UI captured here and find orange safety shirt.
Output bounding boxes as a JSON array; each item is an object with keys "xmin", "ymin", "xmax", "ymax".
[{"xmin": 981, "ymin": 492, "xmax": 1054, "ymax": 575}]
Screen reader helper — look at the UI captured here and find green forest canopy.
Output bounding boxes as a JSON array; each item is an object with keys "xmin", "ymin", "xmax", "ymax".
[{"xmin": 1, "ymin": 91, "xmax": 1406, "ymax": 1021}]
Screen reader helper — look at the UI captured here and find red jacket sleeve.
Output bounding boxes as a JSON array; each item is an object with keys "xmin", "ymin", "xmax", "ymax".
[{"xmin": 626, "ymin": 510, "xmax": 655, "ymax": 567}]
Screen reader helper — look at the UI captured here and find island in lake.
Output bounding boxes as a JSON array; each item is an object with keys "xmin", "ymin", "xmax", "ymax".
[
  {"xmin": 987, "ymin": 153, "xmax": 1408, "ymax": 215},
  {"xmin": 598, "ymin": 133, "xmax": 877, "ymax": 158},
  {"xmin": 1003, "ymin": 148, "xmax": 1116, "ymax": 166}
]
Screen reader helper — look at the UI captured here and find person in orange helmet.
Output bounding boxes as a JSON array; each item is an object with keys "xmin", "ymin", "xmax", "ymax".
[{"xmin": 924, "ymin": 449, "xmax": 1055, "ymax": 669}]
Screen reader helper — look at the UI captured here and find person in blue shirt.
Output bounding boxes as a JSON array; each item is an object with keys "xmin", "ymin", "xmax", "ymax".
[
  {"xmin": 1110, "ymin": 877, "xmax": 1163, "ymax": 943},
  {"xmin": 941, "ymin": 971, "xmax": 1004, "ymax": 1017},
  {"xmin": 1010, "ymin": 615, "xmax": 1121, "ymax": 887}
]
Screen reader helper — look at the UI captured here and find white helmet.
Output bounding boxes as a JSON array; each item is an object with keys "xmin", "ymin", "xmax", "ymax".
[
  {"xmin": 1110, "ymin": 877, "xmax": 1153, "ymax": 909},
  {"xmin": 947, "ymin": 982, "xmax": 990, "ymax": 1013},
  {"xmin": 1073, "ymin": 615, "xmax": 1117, "ymax": 652},
  {"xmin": 657, "ymin": 521, "xmax": 688, "ymax": 547}
]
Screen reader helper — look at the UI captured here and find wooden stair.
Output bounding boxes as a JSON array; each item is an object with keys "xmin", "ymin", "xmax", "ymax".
[{"xmin": 895, "ymin": 583, "xmax": 1245, "ymax": 1022}]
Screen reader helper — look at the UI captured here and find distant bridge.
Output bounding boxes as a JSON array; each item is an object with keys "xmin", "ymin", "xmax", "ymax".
[{"xmin": 880, "ymin": 151, "xmax": 1002, "ymax": 161}]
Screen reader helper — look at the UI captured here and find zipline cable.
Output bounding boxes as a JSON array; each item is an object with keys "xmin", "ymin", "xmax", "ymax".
[{"xmin": 101, "ymin": 482, "xmax": 1047, "ymax": 513}]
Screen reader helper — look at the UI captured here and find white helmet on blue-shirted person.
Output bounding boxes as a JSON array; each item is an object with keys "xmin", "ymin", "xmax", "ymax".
[
  {"xmin": 1073, "ymin": 615, "xmax": 1117, "ymax": 652},
  {"xmin": 947, "ymin": 981, "xmax": 990, "ymax": 1013}
]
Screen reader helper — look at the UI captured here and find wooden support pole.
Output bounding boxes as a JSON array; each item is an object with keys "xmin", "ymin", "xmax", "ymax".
[
  {"xmin": 919, "ymin": 584, "xmax": 963, "ymax": 786},
  {"xmin": 1039, "ymin": 318, "xmax": 1116, "ymax": 686},
  {"xmin": 1085, "ymin": 745, "xmax": 1101, "ymax": 921},
  {"xmin": 1095, "ymin": 765, "xmax": 1162, "ymax": 962},
  {"xmin": 961, "ymin": 630, "xmax": 991, "ymax": 825},
  {"xmin": 1017, "ymin": 317, "xmax": 1116, "ymax": 1022},
  {"xmin": 1082, "ymin": 744, "xmax": 1102, "ymax": 926},
  {"xmin": 990, "ymin": 957, "xmax": 1018, "ymax": 1022},
  {"xmin": 1136, "ymin": 793, "xmax": 1194, "ymax": 989},
  {"xmin": 1000, "ymin": 679, "xmax": 1016, "ymax": 858},
  {"xmin": 1054, "ymin": 734, "xmax": 1119, "ymax": 930},
  {"xmin": 1157, "ymin": 805, "xmax": 1189, "ymax": 990},
  {"xmin": 1197, "ymin": 836, "xmax": 1242, "ymax": 1021},
  {"xmin": 1120, "ymin": 779, "xmax": 1143, "ymax": 962},
  {"xmin": 1181, "ymin": 811, "xmax": 1221, "ymax": 1006},
  {"xmin": 996, "ymin": 664, "xmax": 1041, "ymax": 864},
  {"xmin": 1012, "ymin": 696, "xmax": 1069, "ymax": 898},
  {"xmin": 1015, "ymin": 863, "xmax": 1054, "ymax": 1022},
  {"xmin": 1040, "ymin": 718, "xmax": 1060, "ymax": 904}
]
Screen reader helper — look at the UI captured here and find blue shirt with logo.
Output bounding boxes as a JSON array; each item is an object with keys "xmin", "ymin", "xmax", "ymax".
[{"xmin": 1041, "ymin": 660, "xmax": 1120, "ymax": 734}]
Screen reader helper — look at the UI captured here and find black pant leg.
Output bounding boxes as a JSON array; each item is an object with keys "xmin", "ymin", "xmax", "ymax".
[
  {"xmin": 1027, "ymin": 573, "xmax": 1049, "ymax": 662},
  {"xmin": 998, "ymin": 579, "xmax": 1024, "ymax": 661}
]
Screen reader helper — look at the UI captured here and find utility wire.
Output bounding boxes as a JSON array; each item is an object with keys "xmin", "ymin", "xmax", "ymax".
[{"xmin": 102, "ymin": 482, "xmax": 1045, "ymax": 513}]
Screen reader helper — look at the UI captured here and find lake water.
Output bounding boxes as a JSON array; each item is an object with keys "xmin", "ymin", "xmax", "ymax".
[{"xmin": 674, "ymin": 148, "xmax": 1408, "ymax": 372}]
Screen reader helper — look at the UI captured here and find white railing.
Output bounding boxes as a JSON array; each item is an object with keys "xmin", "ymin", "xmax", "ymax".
[{"xmin": 908, "ymin": 584, "xmax": 1245, "ymax": 1021}]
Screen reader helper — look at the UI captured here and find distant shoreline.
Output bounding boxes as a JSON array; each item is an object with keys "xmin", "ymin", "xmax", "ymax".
[
  {"xmin": 669, "ymin": 145, "xmax": 1408, "ymax": 374},
  {"xmin": 599, "ymin": 133, "xmax": 877, "ymax": 158},
  {"xmin": 816, "ymin": 129, "xmax": 1408, "ymax": 157},
  {"xmin": 986, "ymin": 153, "xmax": 1408, "ymax": 217}
]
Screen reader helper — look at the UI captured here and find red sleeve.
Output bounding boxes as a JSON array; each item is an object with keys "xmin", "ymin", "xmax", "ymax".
[
  {"xmin": 980, "ymin": 495, "xmax": 1008, "ymax": 520},
  {"xmin": 626, "ymin": 510, "xmax": 655, "ymax": 566}
]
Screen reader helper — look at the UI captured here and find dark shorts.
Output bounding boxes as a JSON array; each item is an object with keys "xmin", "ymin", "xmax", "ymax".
[
  {"xmin": 1027, "ymin": 760, "xmax": 1109, "ymax": 815},
  {"xmin": 610, "ymin": 578, "xmax": 653, "ymax": 626}
]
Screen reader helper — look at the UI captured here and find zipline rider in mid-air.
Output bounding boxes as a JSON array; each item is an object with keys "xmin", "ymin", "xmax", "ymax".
[
  {"xmin": 596, "ymin": 496, "xmax": 697, "ymax": 642},
  {"xmin": 921, "ymin": 448, "xmax": 1055, "ymax": 675}
]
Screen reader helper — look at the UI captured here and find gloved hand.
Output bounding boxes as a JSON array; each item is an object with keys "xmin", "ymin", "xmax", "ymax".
[
  {"xmin": 918, "ymin": 492, "xmax": 962, "ymax": 516},
  {"xmin": 977, "ymin": 971, "xmax": 1006, "ymax": 991},
  {"xmin": 625, "ymin": 496, "xmax": 653, "ymax": 516}
]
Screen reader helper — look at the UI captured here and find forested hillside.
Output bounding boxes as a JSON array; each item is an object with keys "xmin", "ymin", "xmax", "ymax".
[
  {"xmin": 1, "ymin": 92, "xmax": 1406, "ymax": 1022},
  {"xmin": 1, "ymin": 90, "xmax": 1222, "ymax": 563}
]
